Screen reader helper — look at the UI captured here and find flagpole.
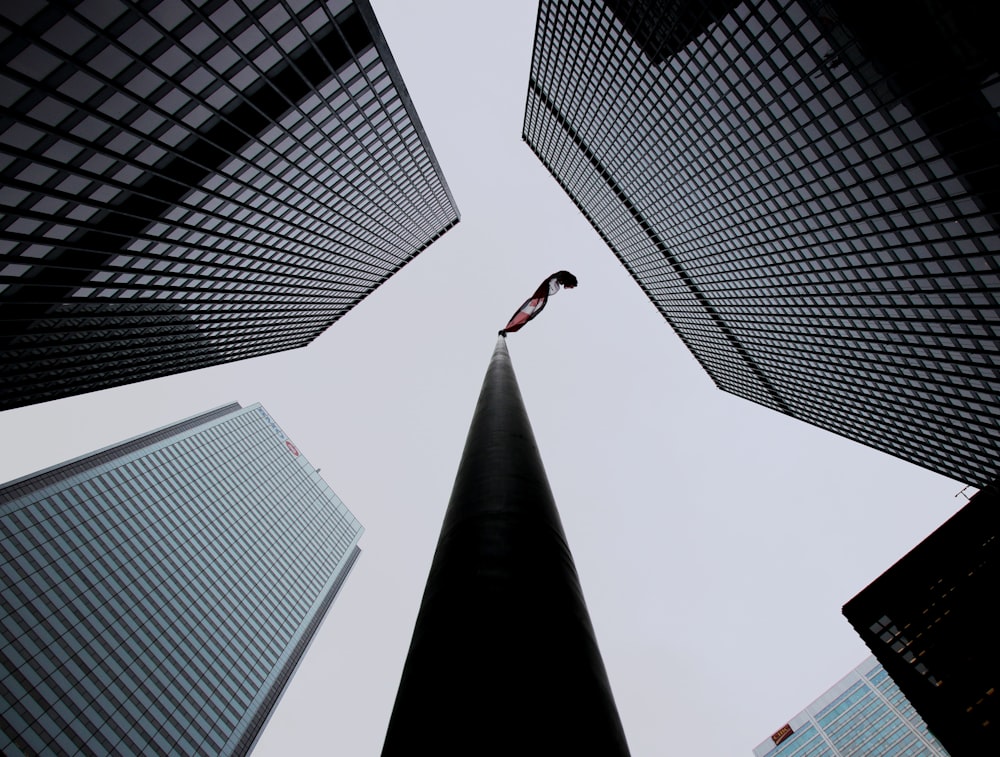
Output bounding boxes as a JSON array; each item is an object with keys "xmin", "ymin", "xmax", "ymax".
[{"xmin": 382, "ymin": 335, "xmax": 630, "ymax": 755}]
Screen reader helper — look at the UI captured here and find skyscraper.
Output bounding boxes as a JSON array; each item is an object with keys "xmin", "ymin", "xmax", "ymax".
[
  {"xmin": 523, "ymin": 0, "xmax": 1000, "ymax": 486},
  {"xmin": 0, "ymin": 402, "xmax": 363, "ymax": 756},
  {"xmin": 0, "ymin": 0, "xmax": 458, "ymax": 411},
  {"xmin": 843, "ymin": 482, "xmax": 1000, "ymax": 756},
  {"xmin": 752, "ymin": 656, "xmax": 947, "ymax": 756}
]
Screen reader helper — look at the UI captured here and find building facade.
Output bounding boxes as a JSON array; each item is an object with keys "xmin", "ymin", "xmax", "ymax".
[
  {"xmin": 523, "ymin": 0, "xmax": 1000, "ymax": 486},
  {"xmin": 843, "ymin": 482, "xmax": 999, "ymax": 756},
  {"xmin": 0, "ymin": 0, "xmax": 458, "ymax": 410},
  {"xmin": 0, "ymin": 402, "xmax": 364, "ymax": 756},
  {"xmin": 752, "ymin": 656, "xmax": 948, "ymax": 756}
]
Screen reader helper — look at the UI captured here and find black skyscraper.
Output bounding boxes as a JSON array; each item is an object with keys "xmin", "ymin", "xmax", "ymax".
[
  {"xmin": 843, "ymin": 482, "xmax": 1000, "ymax": 756},
  {"xmin": 523, "ymin": 0, "xmax": 1000, "ymax": 486},
  {"xmin": 0, "ymin": 0, "xmax": 458, "ymax": 410}
]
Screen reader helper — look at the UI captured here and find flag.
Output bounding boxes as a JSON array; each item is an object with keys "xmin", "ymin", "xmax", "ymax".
[{"xmin": 500, "ymin": 271, "xmax": 578, "ymax": 335}]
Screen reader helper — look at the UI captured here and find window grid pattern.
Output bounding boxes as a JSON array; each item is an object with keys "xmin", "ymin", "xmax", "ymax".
[
  {"xmin": 0, "ymin": 403, "xmax": 364, "ymax": 756},
  {"xmin": 523, "ymin": 0, "xmax": 1000, "ymax": 486},
  {"xmin": 844, "ymin": 484, "xmax": 1000, "ymax": 756},
  {"xmin": 0, "ymin": 0, "xmax": 459, "ymax": 410},
  {"xmin": 0, "ymin": 403, "xmax": 241, "ymax": 508},
  {"xmin": 753, "ymin": 659, "xmax": 947, "ymax": 756}
]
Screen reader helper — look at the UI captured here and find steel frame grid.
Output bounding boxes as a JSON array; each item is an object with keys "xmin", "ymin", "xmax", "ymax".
[
  {"xmin": 0, "ymin": 0, "xmax": 459, "ymax": 410},
  {"xmin": 524, "ymin": 0, "xmax": 1000, "ymax": 486}
]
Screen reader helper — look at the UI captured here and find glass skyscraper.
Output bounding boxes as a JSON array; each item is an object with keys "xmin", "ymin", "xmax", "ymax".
[
  {"xmin": 0, "ymin": 402, "xmax": 363, "ymax": 756},
  {"xmin": 523, "ymin": 0, "xmax": 1000, "ymax": 487},
  {"xmin": 0, "ymin": 0, "xmax": 459, "ymax": 410},
  {"xmin": 752, "ymin": 656, "xmax": 948, "ymax": 756}
]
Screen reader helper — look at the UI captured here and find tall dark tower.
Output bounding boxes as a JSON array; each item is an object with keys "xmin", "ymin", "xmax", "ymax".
[
  {"xmin": 0, "ymin": 0, "xmax": 458, "ymax": 410},
  {"xmin": 843, "ymin": 481, "xmax": 1000, "ymax": 756},
  {"xmin": 382, "ymin": 337, "xmax": 629, "ymax": 755},
  {"xmin": 523, "ymin": 0, "xmax": 1000, "ymax": 487}
]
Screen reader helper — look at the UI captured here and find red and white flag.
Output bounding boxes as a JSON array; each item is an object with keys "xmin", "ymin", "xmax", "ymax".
[{"xmin": 500, "ymin": 271, "xmax": 578, "ymax": 335}]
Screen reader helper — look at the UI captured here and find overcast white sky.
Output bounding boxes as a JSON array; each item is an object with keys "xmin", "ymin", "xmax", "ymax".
[{"xmin": 0, "ymin": 1, "xmax": 970, "ymax": 754}]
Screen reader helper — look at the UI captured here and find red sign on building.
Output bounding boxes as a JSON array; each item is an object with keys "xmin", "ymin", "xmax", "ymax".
[{"xmin": 771, "ymin": 723, "xmax": 794, "ymax": 746}]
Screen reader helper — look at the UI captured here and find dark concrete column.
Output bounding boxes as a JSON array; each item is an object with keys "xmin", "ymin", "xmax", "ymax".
[{"xmin": 382, "ymin": 336, "xmax": 630, "ymax": 756}]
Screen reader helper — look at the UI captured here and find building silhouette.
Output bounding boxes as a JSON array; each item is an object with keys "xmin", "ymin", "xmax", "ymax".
[
  {"xmin": 752, "ymin": 656, "xmax": 947, "ymax": 757},
  {"xmin": 523, "ymin": 0, "xmax": 1000, "ymax": 486},
  {"xmin": 0, "ymin": 402, "xmax": 363, "ymax": 756},
  {"xmin": 382, "ymin": 337, "xmax": 630, "ymax": 755},
  {"xmin": 843, "ymin": 482, "xmax": 1000, "ymax": 756},
  {"xmin": 0, "ymin": 0, "xmax": 458, "ymax": 410}
]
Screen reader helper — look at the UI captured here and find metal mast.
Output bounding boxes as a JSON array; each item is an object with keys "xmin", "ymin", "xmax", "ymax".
[{"xmin": 382, "ymin": 335, "xmax": 629, "ymax": 755}]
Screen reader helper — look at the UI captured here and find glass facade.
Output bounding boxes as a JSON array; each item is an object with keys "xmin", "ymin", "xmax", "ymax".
[
  {"xmin": 752, "ymin": 656, "xmax": 948, "ymax": 756},
  {"xmin": 0, "ymin": 402, "xmax": 364, "ymax": 756},
  {"xmin": 0, "ymin": 0, "xmax": 459, "ymax": 410},
  {"xmin": 523, "ymin": 0, "xmax": 1000, "ymax": 486}
]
